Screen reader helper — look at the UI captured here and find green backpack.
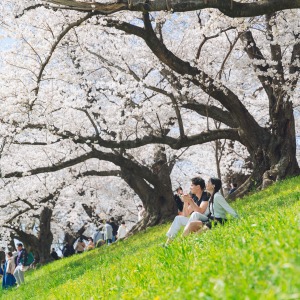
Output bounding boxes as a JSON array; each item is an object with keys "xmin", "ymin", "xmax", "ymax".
[{"xmin": 25, "ymin": 252, "xmax": 35, "ymax": 266}]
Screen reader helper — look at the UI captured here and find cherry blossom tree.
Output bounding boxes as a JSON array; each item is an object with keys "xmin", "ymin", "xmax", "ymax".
[{"xmin": 0, "ymin": 2, "xmax": 299, "ymax": 234}]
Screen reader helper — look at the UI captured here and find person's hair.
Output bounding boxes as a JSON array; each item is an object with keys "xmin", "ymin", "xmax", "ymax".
[
  {"xmin": 121, "ymin": 221, "xmax": 125, "ymax": 225},
  {"xmin": 7, "ymin": 251, "xmax": 13, "ymax": 257},
  {"xmin": 210, "ymin": 178, "xmax": 222, "ymax": 193},
  {"xmin": 17, "ymin": 243, "xmax": 23, "ymax": 247},
  {"xmin": 88, "ymin": 237, "xmax": 93, "ymax": 242},
  {"xmin": 191, "ymin": 177, "xmax": 206, "ymax": 190},
  {"xmin": 176, "ymin": 186, "xmax": 183, "ymax": 192},
  {"xmin": 110, "ymin": 217, "xmax": 115, "ymax": 221},
  {"xmin": 208, "ymin": 177, "xmax": 222, "ymax": 216},
  {"xmin": 137, "ymin": 204, "xmax": 142, "ymax": 207},
  {"xmin": 232, "ymin": 183, "xmax": 238, "ymax": 188}
]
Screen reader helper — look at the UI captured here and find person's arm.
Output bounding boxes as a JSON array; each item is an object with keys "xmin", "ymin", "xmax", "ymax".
[
  {"xmin": 181, "ymin": 196, "xmax": 192, "ymax": 216},
  {"xmin": 183, "ymin": 194, "xmax": 209, "ymax": 214},
  {"xmin": 190, "ymin": 199, "xmax": 209, "ymax": 214},
  {"xmin": 216, "ymin": 195, "xmax": 239, "ymax": 218},
  {"xmin": 6, "ymin": 260, "xmax": 10, "ymax": 273}
]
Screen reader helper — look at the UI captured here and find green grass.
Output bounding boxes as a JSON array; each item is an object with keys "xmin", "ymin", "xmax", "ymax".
[{"xmin": 1, "ymin": 177, "xmax": 300, "ymax": 300}]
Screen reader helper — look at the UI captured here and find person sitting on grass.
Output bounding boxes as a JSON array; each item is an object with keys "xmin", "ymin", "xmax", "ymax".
[
  {"xmin": 183, "ymin": 177, "xmax": 238, "ymax": 236},
  {"xmin": 165, "ymin": 177, "xmax": 210, "ymax": 245},
  {"xmin": 75, "ymin": 238, "xmax": 86, "ymax": 254},
  {"xmin": 86, "ymin": 237, "xmax": 95, "ymax": 251}
]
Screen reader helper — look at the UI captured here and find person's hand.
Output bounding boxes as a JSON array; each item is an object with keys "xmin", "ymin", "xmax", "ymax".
[{"xmin": 182, "ymin": 194, "xmax": 192, "ymax": 203}]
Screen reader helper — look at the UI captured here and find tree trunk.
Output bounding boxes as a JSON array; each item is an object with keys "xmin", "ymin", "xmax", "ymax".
[
  {"xmin": 9, "ymin": 207, "xmax": 54, "ymax": 264},
  {"xmin": 121, "ymin": 147, "xmax": 177, "ymax": 233},
  {"xmin": 26, "ymin": 207, "xmax": 54, "ymax": 264},
  {"xmin": 229, "ymin": 101, "xmax": 300, "ymax": 200}
]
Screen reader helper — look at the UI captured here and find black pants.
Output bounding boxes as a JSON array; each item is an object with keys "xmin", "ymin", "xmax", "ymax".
[{"xmin": 204, "ymin": 216, "xmax": 226, "ymax": 229}]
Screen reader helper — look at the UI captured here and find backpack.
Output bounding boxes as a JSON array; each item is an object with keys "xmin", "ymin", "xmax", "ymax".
[{"xmin": 24, "ymin": 252, "xmax": 34, "ymax": 266}]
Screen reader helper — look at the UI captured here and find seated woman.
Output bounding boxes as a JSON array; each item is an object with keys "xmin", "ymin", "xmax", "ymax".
[
  {"xmin": 85, "ymin": 237, "xmax": 95, "ymax": 251},
  {"xmin": 183, "ymin": 177, "xmax": 238, "ymax": 236}
]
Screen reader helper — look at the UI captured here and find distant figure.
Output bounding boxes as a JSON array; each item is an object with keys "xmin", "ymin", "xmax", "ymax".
[
  {"xmin": 62, "ymin": 243, "xmax": 75, "ymax": 258},
  {"xmin": 117, "ymin": 221, "xmax": 128, "ymax": 239},
  {"xmin": 93, "ymin": 230, "xmax": 104, "ymax": 245},
  {"xmin": 50, "ymin": 248, "xmax": 60, "ymax": 260},
  {"xmin": 0, "ymin": 247, "xmax": 5, "ymax": 266},
  {"xmin": 174, "ymin": 187, "xmax": 184, "ymax": 213},
  {"xmin": 13, "ymin": 243, "xmax": 28, "ymax": 286},
  {"xmin": 75, "ymin": 238, "xmax": 86, "ymax": 254},
  {"xmin": 137, "ymin": 204, "xmax": 145, "ymax": 222},
  {"xmin": 2, "ymin": 251, "xmax": 16, "ymax": 289},
  {"xmin": 229, "ymin": 183, "xmax": 238, "ymax": 194},
  {"xmin": 108, "ymin": 217, "xmax": 119, "ymax": 242},
  {"xmin": 86, "ymin": 237, "xmax": 95, "ymax": 251},
  {"xmin": 103, "ymin": 221, "xmax": 113, "ymax": 244}
]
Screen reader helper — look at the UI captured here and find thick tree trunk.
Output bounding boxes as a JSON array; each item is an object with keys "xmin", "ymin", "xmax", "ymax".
[
  {"xmin": 34, "ymin": 207, "xmax": 54, "ymax": 263},
  {"xmin": 9, "ymin": 207, "xmax": 54, "ymax": 264},
  {"xmin": 229, "ymin": 101, "xmax": 300, "ymax": 200},
  {"xmin": 121, "ymin": 147, "xmax": 177, "ymax": 233}
]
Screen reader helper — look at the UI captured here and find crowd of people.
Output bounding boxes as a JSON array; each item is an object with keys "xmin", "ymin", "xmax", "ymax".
[
  {"xmin": 0, "ymin": 243, "xmax": 35, "ymax": 289},
  {"xmin": 51, "ymin": 218, "xmax": 131, "ymax": 260},
  {"xmin": 1, "ymin": 218, "xmax": 131, "ymax": 290}
]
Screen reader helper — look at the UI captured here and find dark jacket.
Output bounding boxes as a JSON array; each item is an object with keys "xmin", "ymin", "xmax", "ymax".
[
  {"xmin": 174, "ymin": 194, "xmax": 184, "ymax": 212},
  {"xmin": 109, "ymin": 222, "xmax": 119, "ymax": 237},
  {"xmin": 62, "ymin": 244, "xmax": 75, "ymax": 257},
  {"xmin": 15, "ymin": 248, "xmax": 28, "ymax": 266}
]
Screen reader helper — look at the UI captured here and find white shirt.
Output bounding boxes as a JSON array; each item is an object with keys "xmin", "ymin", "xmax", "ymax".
[{"xmin": 117, "ymin": 225, "xmax": 128, "ymax": 239}]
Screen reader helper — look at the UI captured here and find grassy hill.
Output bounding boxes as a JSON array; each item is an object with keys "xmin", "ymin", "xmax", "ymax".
[{"xmin": 1, "ymin": 177, "xmax": 300, "ymax": 300}]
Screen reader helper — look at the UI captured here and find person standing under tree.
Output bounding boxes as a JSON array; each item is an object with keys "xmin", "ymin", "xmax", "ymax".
[
  {"xmin": 229, "ymin": 182, "xmax": 238, "ymax": 194},
  {"xmin": 2, "ymin": 251, "xmax": 16, "ymax": 289},
  {"xmin": 117, "ymin": 221, "xmax": 128, "ymax": 240},
  {"xmin": 13, "ymin": 243, "xmax": 28, "ymax": 287},
  {"xmin": 137, "ymin": 205, "xmax": 145, "ymax": 222}
]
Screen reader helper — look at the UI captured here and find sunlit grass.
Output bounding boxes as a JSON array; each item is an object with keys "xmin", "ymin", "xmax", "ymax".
[{"xmin": 1, "ymin": 177, "xmax": 300, "ymax": 299}]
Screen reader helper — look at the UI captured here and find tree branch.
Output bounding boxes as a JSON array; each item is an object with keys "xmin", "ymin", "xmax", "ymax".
[
  {"xmin": 182, "ymin": 102, "xmax": 237, "ymax": 128},
  {"xmin": 40, "ymin": 0, "xmax": 300, "ymax": 18},
  {"xmin": 30, "ymin": 13, "xmax": 95, "ymax": 109},
  {"xmin": 105, "ymin": 14, "xmax": 262, "ymax": 138}
]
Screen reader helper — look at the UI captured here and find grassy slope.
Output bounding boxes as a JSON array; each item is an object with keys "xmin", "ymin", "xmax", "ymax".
[{"xmin": 1, "ymin": 177, "xmax": 300, "ymax": 300}]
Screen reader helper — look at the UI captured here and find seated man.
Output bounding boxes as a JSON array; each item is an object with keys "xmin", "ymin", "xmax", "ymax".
[{"xmin": 165, "ymin": 177, "xmax": 209, "ymax": 245}]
